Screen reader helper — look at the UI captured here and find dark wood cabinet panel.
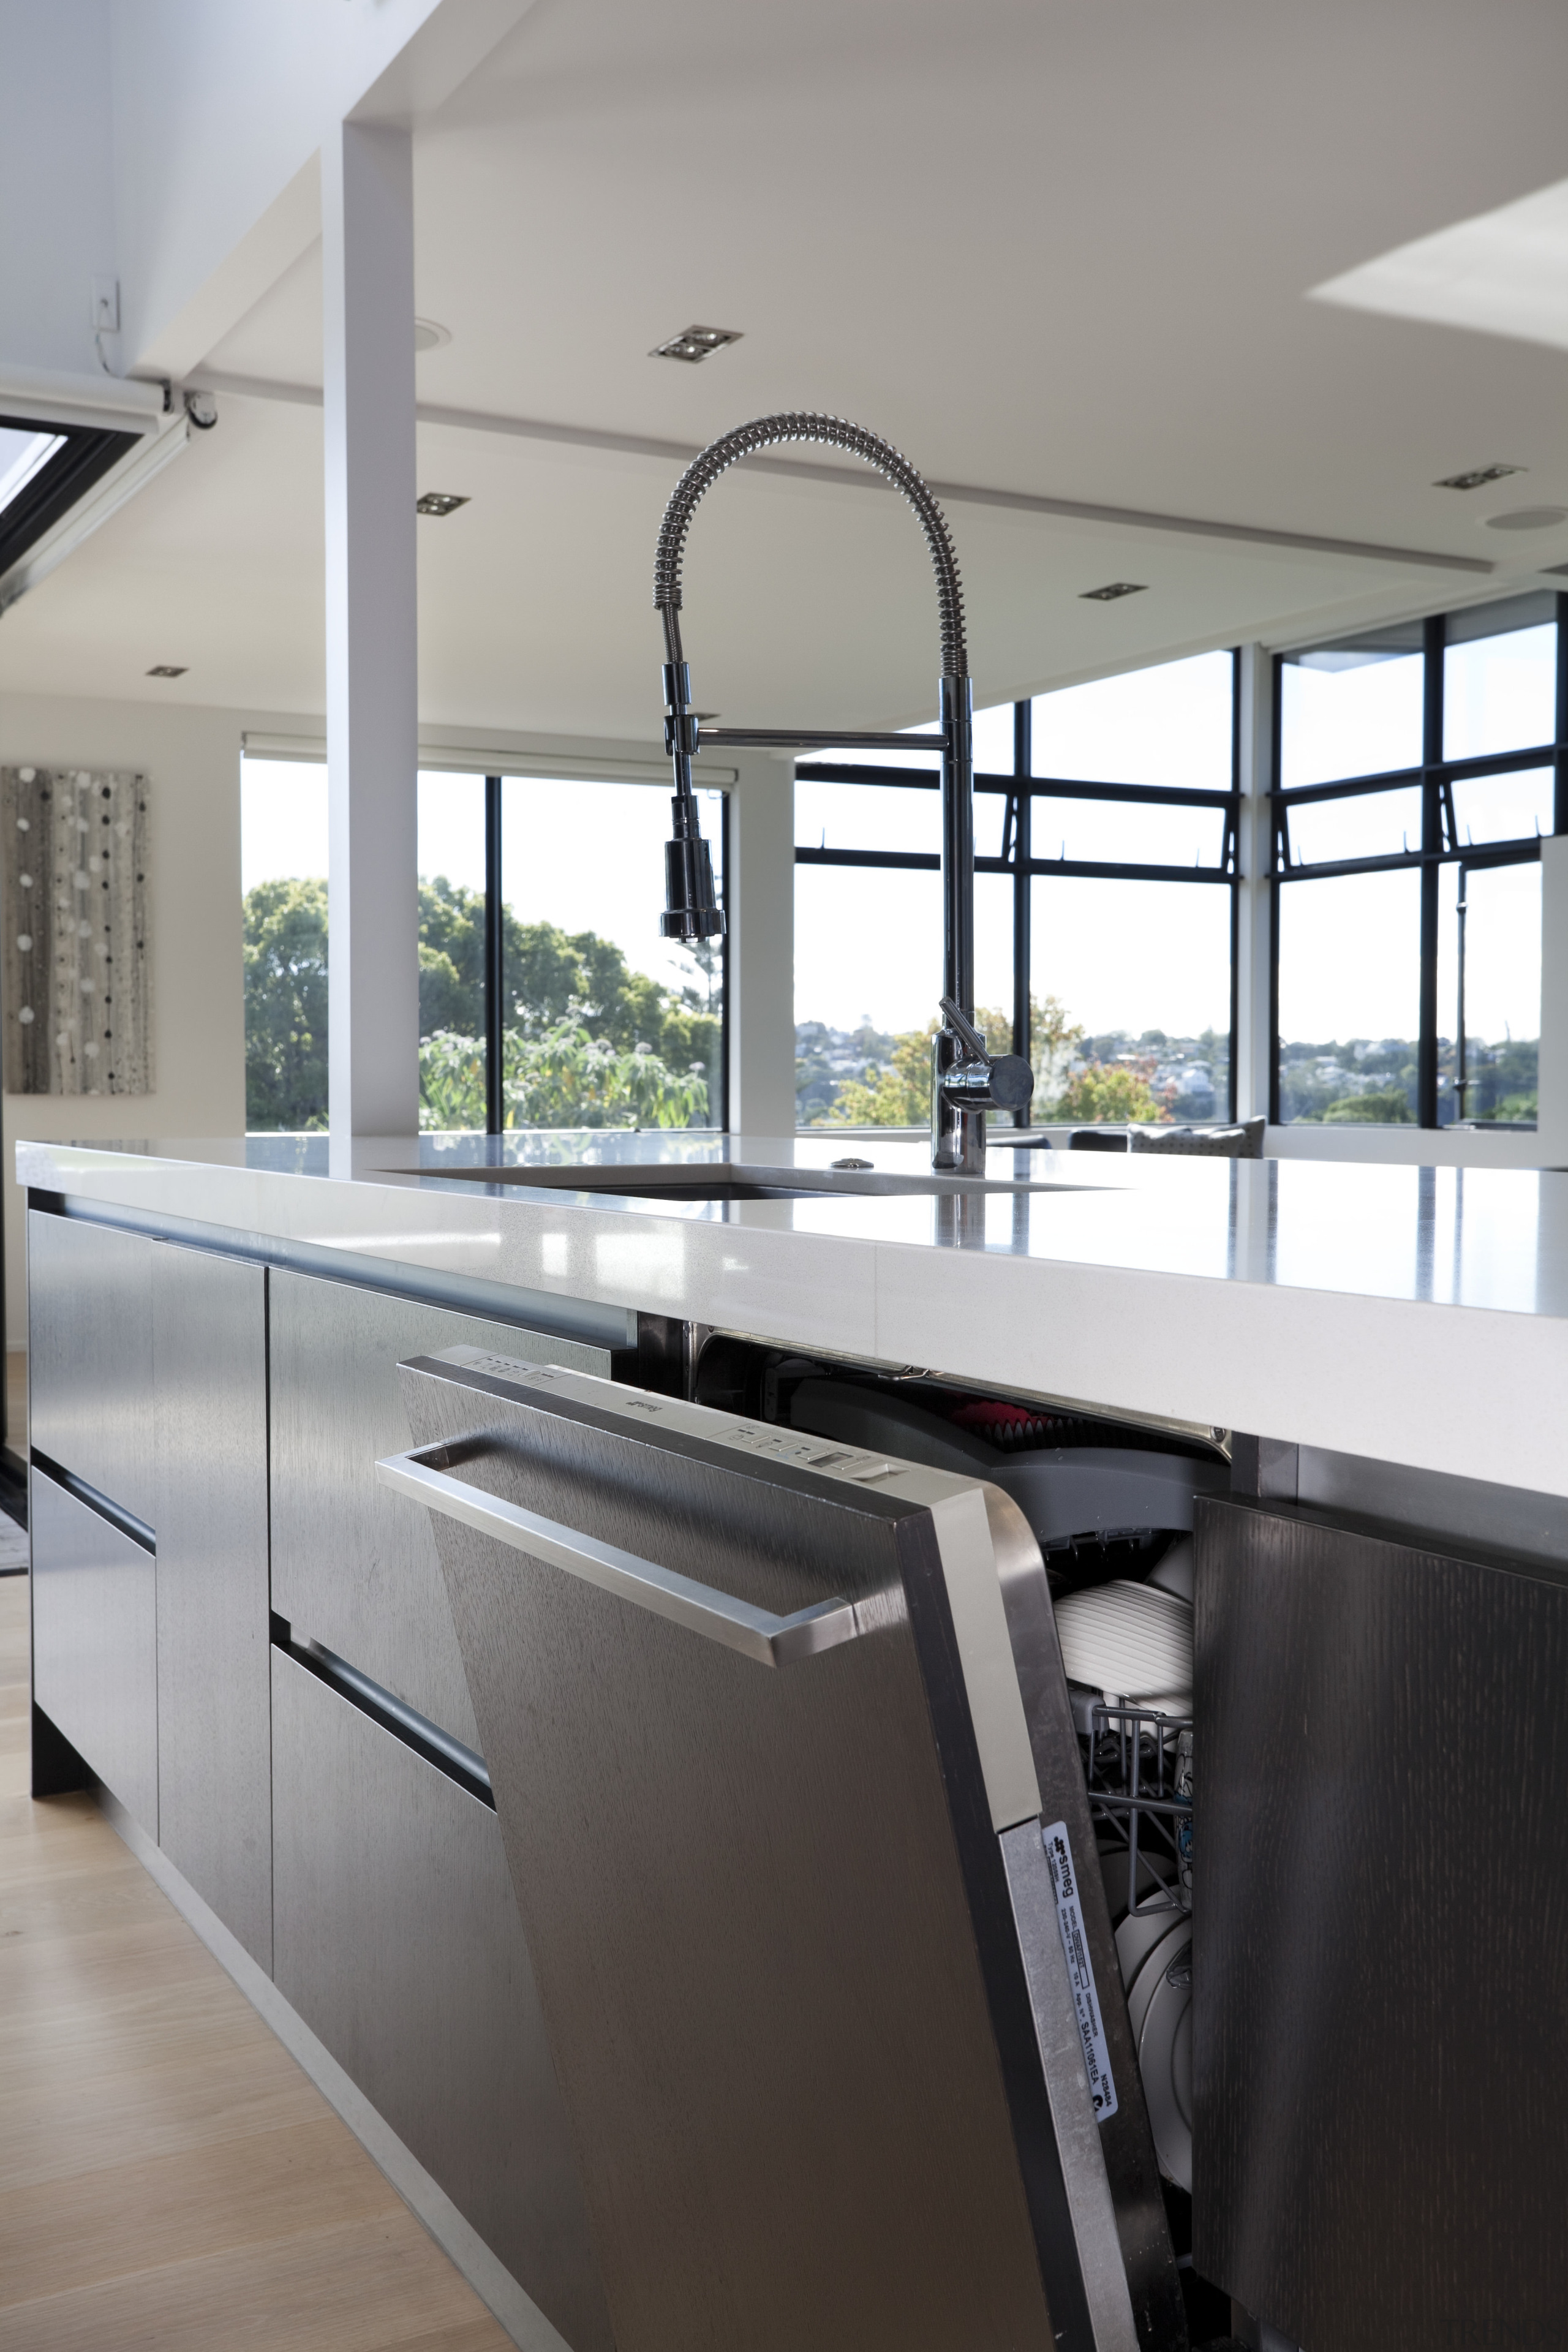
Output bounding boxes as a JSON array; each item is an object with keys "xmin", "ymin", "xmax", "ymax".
[{"xmin": 1193, "ymin": 1493, "xmax": 1568, "ymax": 2352}]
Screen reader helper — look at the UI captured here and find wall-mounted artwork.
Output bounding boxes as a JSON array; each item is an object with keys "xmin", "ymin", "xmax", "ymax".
[{"xmin": 2, "ymin": 765, "xmax": 152, "ymax": 1096}]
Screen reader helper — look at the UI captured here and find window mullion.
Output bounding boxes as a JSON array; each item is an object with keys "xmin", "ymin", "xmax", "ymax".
[
  {"xmin": 1418, "ymin": 617, "xmax": 1444, "ymax": 1128},
  {"xmin": 1011, "ymin": 701, "xmax": 1031, "ymax": 1122},
  {"xmin": 484, "ymin": 775, "xmax": 503, "ymax": 1136}
]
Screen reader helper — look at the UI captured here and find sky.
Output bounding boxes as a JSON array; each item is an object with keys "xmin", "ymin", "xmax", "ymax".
[{"xmin": 242, "ymin": 621, "xmax": 1547, "ymax": 1057}]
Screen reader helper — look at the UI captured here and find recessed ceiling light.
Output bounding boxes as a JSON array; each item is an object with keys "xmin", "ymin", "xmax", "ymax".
[
  {"xmin": 651, "ymin": 325, "xmax": 742, "ymax": 363},
  {"xmin": 146, "ymin": 664, "xmax": 187, "ymax": 677},
  {"xmin": 1434, "ymin": 463, "xmax": 1525, "ymax": 491},
  {"xmin": 1484, "ymin": 506, "xmax": 1568, "ymax": 532},
  {"xmin": 1080, "ymin": 581, "xmax": 1147, "ymax": 601},
  {"xmin": 416, "ymin": 492, "xmax": 469, "ymax": 517},
  {"xmin": 413, "ymin": 318, "xmax": 451, "ymax": 353}
]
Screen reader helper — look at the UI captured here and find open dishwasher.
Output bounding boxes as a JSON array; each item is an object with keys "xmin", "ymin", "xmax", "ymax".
[{"xmin": 378, "ymin": 1338, "xmax": 1236, "ymax": 2352}]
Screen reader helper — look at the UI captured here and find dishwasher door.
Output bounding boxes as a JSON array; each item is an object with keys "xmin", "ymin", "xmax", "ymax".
[{"xmin": 386, "ymin": 1348, "xmax": 1184, "ymax": 2352}]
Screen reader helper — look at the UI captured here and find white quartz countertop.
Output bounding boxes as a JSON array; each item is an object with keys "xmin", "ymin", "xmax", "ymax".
[{"xmin": 16, "ymin": 1129, "xmax": 1568, "ymax": 1501}]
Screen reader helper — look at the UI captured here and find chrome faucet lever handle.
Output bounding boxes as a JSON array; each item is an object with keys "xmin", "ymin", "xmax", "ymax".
[
  {"xmin": 932, "ymin": 996, "xmax": 1035, "ymax": 1173},
  {"xmin": 938, "ymin": 995, "xmax": 989, "ymax": 1063}
]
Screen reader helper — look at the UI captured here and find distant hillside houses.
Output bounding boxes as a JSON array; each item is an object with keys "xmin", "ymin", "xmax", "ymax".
[{"xmin": 795, "ymin": 1019, "xmax": 1228, "ymax": 1125}]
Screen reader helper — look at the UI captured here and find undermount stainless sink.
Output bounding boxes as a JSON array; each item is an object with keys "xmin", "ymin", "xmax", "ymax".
[{"xmin": 385, "ymin": 1159, "xmax": 1084, "ymax": 1202}]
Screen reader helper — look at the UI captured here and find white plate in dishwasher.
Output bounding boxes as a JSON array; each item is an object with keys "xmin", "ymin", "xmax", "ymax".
[{"xmin": 1126, "ymin": 1918, "xmax": 1193, "ymax": 2193}]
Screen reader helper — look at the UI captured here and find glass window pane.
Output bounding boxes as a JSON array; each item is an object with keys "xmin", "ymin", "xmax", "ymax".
[
  {"xmin": 1437, "ymin": 861, "xmax": 1540, "ymax": 1127},
  {"xmin": 241, "ymin": 755, "xmax": 329, "ymax": 1133},
  {"xmin": 974, "ymin": 871, "xmax": 1013, "ymax": 1046},
  {"xmin": 974, "ymin": 788, "xmax": 1010, "ymax": 861},
  {"xmin": 1030, "ymin": 877, "xmax": 1231, "ymax": 1121},
  {"xmin": 795, "ymin": 865, "xmax": 940, "ymax": 1125},
  {"xmin": 499, "ymin": 777, "xmax": 724, "ymax": 1132},
  {"xmin": 1031, "ymin": 795, "xmax": 1226, "ymax": 869},
  {"xmin": 794, "ymin": 777, "xmax": 939, "ymax": 854},
  {"xmin": 1284, "ymin": 786, "xmax": 1423, "ymax": 868},
  {"xmin": 1444, "ymin": 606, "xmax": 1556, "ymax": 761},
  {"xmin": 972, "ymin": 701, "xmax": 1016, "ymax": 777},
  {"xmin": 1449, "ymin": 766, "xmax": 1552, "ymax": 849},
  {"xmin": 417, "ymin": 774, "xmax": 488, "ymax": 1133},
  {"xmin": 793, "ymin": 867, "xmax": 1014, "ymax": 1126},
  {"xmin": 1032, "ymin": 650, "xmax": 1232, "ymax": 790},
  {"xmin": 1276, "ymin": 869, "xmax": 1419, "ymax": 1123},
  {"xmin": 1280, "ymin": 630, "xmax": 1424, "ymax": 790}
]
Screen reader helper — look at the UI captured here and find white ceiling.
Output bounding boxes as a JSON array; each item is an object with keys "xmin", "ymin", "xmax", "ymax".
[{"xmin": 7, "ymin": 0, "xmax": 1568, "ymax": 732}]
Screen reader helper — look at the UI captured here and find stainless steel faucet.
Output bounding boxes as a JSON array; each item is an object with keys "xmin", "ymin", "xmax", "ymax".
[
  {"xmin": 930, "ymin": 997, "xmax": 1034, "ymax": 1174},
  {"xmin": 651, "ymin": 412, "xmax": 999, "ymax": 1169}
]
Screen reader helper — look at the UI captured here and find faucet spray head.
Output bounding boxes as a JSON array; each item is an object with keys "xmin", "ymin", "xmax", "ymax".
[
  {"xmin": 661, "ymin": 658, "xmax": 726, "ymax": 941},
  {"xmin": 662, "ymin": 793, "xmax": 725, "ymax": 940}
]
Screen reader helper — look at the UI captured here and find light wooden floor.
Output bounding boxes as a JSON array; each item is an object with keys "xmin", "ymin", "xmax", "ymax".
[{"xmin": 0, "ymin": 1576, "xmax": 512, "ymax": 2350}]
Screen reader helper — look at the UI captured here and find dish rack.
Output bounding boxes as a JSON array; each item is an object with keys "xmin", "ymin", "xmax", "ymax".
[{"xmin": 1083, "ymin": 1703, "xmax": 1193, "ymax": 1918}]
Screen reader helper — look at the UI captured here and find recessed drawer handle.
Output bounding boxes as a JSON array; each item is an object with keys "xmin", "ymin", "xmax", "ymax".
[{"xmin": 375, "ymin": 1441, "xmax": 865, "ymax": 1668}]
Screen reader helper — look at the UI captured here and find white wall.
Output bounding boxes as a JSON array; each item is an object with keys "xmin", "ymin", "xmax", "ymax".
[
  {"xmin": 0, "ymin": 693, "xmax": 249, "ymax": 1344},
  {"xmin": 107, "ymin": 0, "xmax": 538, "ymax": 377},
  {"xmin": 0, "ymin": 1, "xmax": 116, "ymax": 375},
  {"xmin": 726, "ymin": 750, "xmax": 797, "ymax": 1139}
]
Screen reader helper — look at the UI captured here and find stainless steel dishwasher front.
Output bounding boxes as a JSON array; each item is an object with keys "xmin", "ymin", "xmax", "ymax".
[{"xmin": 382, "ymin": 1346, "xmax": 1186, "ymax": 2352}]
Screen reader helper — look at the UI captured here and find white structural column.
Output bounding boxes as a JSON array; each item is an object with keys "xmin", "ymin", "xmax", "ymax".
[
  {"xmin": 322, "ymin": 119, "xmax": 420, "ymax": 1148},
  {"xmin": 724, "ymin": 751, "xmax": 798, "ymax": 1139},
  {"xmin": 1232, "ymin": 643, "xmax": 1275, "ymax": 1127},
  {"xmin": 1536, "ymin": 835, "xmax": 1568, "ymax": 1163}
]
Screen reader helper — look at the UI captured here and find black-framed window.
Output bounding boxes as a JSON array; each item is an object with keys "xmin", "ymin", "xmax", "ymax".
[
  {"xmin": 1272, "ymin": 592, "xmax": 1561, "ymax": 1129},
  {"xmin": 0, "ymin": 413, "xmax": 139, "ymax": 576},
  {"xmin": 240, "ymin": 757, "xmax": 728, "ymax": 1134},
  {"xmin": 794, "ymin": 652, "xmax": 1240, "ymax": 1128}
]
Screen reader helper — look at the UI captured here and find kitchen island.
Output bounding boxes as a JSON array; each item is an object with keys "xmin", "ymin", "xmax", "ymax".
[
  {"xmin": 16, "ymin": 1130, "xmax": 1568, "ymax": 2352},
  {"xmin": 18, "ymin": 1126, "xmax": 1568, "ymax": 1499}
]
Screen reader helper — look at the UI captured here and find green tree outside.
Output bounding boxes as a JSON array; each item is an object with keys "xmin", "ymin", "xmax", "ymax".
[
  {"xmin": 245, "ymin": 875, "xmax": 721, "ymax": 1131},
  {"xmin": 818, "ymin": 994, "xmax": 1169, "ymax": 1129},
  {"xmin": 1322, "ymin": 1087, "xmax": 1412, "ymax": 1123},
  {"xmin": 244, "ymin": 878, "xmax": 330, "ymax": 1129},
  {"xmin": 1050, "ymin": 1060, "xmax": 1173, "ymax": 1124}
]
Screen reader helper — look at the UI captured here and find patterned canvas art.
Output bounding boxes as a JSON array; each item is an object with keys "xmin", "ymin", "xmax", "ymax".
[{"xmin": 2, "ymin": 765, "xmax": 152, "ymax": 1096}]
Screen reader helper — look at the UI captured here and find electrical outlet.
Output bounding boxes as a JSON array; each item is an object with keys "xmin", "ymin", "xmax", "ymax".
[{"xmin": 91, "ymin": 276, "xmax": 120, "ymax": 333}]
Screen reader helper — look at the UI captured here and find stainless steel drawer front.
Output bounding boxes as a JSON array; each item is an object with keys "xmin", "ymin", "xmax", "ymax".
[
  {"xmin": 31, "ymin": 1468, "xmax": 157, "ymax": 1836},
  {"xmin": 153, "ymin": 1242, "xmax": 272, "ymax": 1972},
  {"xmin": 270, "ymin": 1273, "xmax": 612, "ymax": 1749},
  {"xmin": 28, "ymin": 1211, "xmax": 155, "ymax": 1525},
  {"xmin": 271, "ymin": 1649, "xmax": 612, "ymax": 2352}
]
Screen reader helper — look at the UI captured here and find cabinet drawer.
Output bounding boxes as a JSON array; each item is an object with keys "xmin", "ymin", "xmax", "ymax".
[
  {"xmin": 271, "ymin": 1649, "xmax": 612, "ymax": 2352},
  {"xmin": 28, "ymin": 1212, "xmax": 154, "ymax": 1525},
  {"xmin": 269, "ymin": 1270, "xmax": 612, "ymax": 1749},
  {"xmin": 154, "ymin": 1243, "xmax": 271, "ymax": 1972},
  {"xmin": 31, "ymin": 1469, "xmax": 157, "ymax": 1836}
]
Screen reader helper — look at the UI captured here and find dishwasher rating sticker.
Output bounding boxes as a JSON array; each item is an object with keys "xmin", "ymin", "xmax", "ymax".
[{"xmin": 1042, "ymin": 1819, "xmax": 1118, "ymax": 2122}]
